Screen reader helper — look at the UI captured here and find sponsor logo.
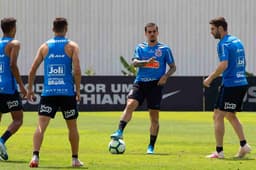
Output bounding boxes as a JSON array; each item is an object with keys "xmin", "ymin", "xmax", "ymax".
[
  {"xmin": 224, "ymin": 102, "xmax": 236, "ymax": 110},
  {"xmin": 236, "ymin": 48, "xmax": 244, "ymax": 53},
  {"xmin": 0, "ymin": 63, "xmax": 3, "ymax": 73},
  {"xmin": 236, "ymin": 71, "xmax": 245, "ymax": 78},
  {"xmin": 48, "ymin": 64, "xmax": 65, "ymax": 76},
  {"xmin": 63, "ymin": 109, "xmax": 76, "ymax": 118},
  {"xmin": 0, "ymin": 54, "xmax": 4, "ymax": 58},
  {"xmin": 162, "ymin": 90, "xmax": 181, "ymax": 99},
  {"xmin": 7, "ymin": 100, "xmax": 19, "ymax": 109},
  {"xmin": 40, "ymin": 105, "xmax": 52, "ymax": 113},
  {"xmin": 48, "ymin": 54, "xmax": 65, "ymax": 58},
  {"xmin": 48, "ymin": 78, "xmax": 65, "ymax": 85},
  {"xmin": 143, "ymin": 61, "xmax": 160, "ymax": 69},
  {"xmin": 237, "ymin": 56, "xmax": 245, "ymax": 66},
  {"xmin": 155, "ymin": 49, "xmax": 162, "ymax": 57}
]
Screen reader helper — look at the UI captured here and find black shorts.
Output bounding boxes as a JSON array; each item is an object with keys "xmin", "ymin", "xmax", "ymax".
[
  {"xmin": 0, "ymin": 91, "xmax": 23, "ymax": 113},
  {"xmin": 128, "ymin": 80, "xmax": 163, "ymax": 110},
  {"xmin": 214, "ymin": 85, "xmax": 248, "ymax": 112},
  {"xmin": 39, "ymin": 96, "xmax": 78, "ymax": 120}
]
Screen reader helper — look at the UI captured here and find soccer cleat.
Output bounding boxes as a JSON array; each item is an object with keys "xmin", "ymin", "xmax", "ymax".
[
  {"xmin": 235, "ymin": 144, "xmax": 251, "ymax": 158},
  {"xmin": 0, "ymin": 140, "xmax": 8, "ymax": 160},
  {"xmin": 147, "ymin": 145, "xmax": 154, "ymax": 154},
  {"xmin": 72, "ymin": 158, "xmax": 84, "ymax": 167},
  {"xmin": 206, "ymin": 151, "xmax": 224, "ymax": 159},
  {"xmin": 29, "ymin": 155, "xmax": 39, "ymax": 168},
  {"xmin": 110, "ymin": 129, "xmax": 123, "ymax": 139}
]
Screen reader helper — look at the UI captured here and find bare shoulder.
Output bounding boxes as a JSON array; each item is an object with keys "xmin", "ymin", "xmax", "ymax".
[
  {"xmin": 38, "ymin": 43, "xmax": 48, "ymax": 56},
  {"xmin": 9, "ymin": 39, "xmax": 20, "ymax": 47},
  {"xmin": 67, "ymin": 40, "xmax": 79, "ymax": 49}
]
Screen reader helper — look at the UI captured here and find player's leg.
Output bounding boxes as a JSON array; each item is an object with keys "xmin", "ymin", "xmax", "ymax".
[
  {"xmin": 29, "ymin": 115, "xmax": 51, "ymax": 167},
  {"xmin": 147, "ymin": 109, "xmax": 159, "ymax": 154},
  {"xmin": 29, "ymin": 96, "xmax": 56, "ymax": 167},
  {"xmin": 111, "ymin": 83, "xmax": 143, "ymax": 139},
  {"xmin": 206, "ymin": 86, "xmax": 226, "ymax": 158},
  {"xmin": 0, "ymin": 92, "xmax": 23, "ymax": 160},
  {"xmin": 146, "ymin": 81, "xmax": 162, "ymax": 154},
  {"xmin": 61, "ymin": 96, "xmax": 83, "ymax": 167},
  {"xmin": 225, "ymin": 85, "xmax": 251, "ymax": 158},
  {"xmin": 65, "ymin": 119, "xmax": 83, "ymax": 167}
]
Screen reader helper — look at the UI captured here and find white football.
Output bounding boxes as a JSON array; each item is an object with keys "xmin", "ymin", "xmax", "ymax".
[{"xmin": 108, "ymin": 139, "xmax": 126, "ymax": 154}]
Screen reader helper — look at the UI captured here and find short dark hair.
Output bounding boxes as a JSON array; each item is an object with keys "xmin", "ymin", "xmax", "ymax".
[
  {"xmin": 144, "ymin": 22, "xmax": 158, "ymax": 32},
  {"xmin": 209, "ymin": 17, "xmax": 228, "ymax": 31},
  {"xmin": 1, "ymin": 17, "xmax": 16, "ymax": 34},
  {"xmin": 53, "ymin": 17, "xmax": 68, "ymax": 33}
]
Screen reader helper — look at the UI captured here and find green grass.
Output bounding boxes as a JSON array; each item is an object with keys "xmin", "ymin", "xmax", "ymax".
[{"xmin": 0, "ymin": 111, "xmax": 256, "ymax": 170}]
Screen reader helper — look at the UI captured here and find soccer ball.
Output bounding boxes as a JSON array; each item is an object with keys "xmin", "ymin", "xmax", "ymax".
[{"xmin": 108, "ymin": 139, "xmax": 126, "ymax": 154}]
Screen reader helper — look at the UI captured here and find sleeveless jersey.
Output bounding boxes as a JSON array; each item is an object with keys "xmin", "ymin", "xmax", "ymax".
[
  {"xmin": 42, "ymin": 36, "xmax": 75, "ymax": 96},
  {"xmin": 0, "ymin": 37, "xmax": 17, "ymax": 94}
]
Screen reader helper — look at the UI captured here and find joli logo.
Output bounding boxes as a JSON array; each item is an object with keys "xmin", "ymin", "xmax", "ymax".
[{"xmin": 48, "ymin": 65, "xmax": 65, "ymax": 75}]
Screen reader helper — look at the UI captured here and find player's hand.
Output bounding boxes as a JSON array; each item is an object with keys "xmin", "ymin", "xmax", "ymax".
[
  {"xmin": 20, "ymin": 86, "xmax": 27, "ymax": 99},
  {"xmin": 27, "ymin": 90, "xmax": 36, "ymax": 102},
  {"xmin": 76, "ymin": 92, "xmax": 81, "ymax": 102},
  {"xmin": 157, "ymin": 75, "xmax": 168, "ymax": 86},
  {"xmin": 147, "ymin": 57, "xmax": 156, "ymax": 63},
  {"xmin": 203, "ymin": 77, "xmax": 211, "ymax": 88}
]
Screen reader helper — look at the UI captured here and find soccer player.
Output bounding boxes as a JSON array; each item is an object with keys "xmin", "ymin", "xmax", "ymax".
[
  {"xmin": 27, "ymin": 18, "xmax": 83, "ymax": 167},
  {"xmin": 110, "ymin": 22, "xmax": 176, "ymax": 154},
  {"xmin": 0, "ymin": 17, "xmax": 27, "ymax": 161},
  {"xmin": 204, "ymin": 17, "xmax": 251, "ymax": 159}
]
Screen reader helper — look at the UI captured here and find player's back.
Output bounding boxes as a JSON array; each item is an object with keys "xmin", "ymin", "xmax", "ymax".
[
  {"xmin": 0, "ymin": 37, "xmax": 17, "ymax": 94},
  {"xmin": 42, "ymin": 36, "xmax": 74, "ymax": 96}
]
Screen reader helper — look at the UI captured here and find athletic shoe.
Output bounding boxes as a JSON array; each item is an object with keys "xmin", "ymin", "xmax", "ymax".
[
  {"xmin": 29, "ymin": 155, "xmax": 39, "ymax": 168},
  {"xmin": 147, "ymin": 145, "xmax": 154, "ymax": 154},
  {"xmin": 206, "ymin": 151, "xmax": 224, "ymax": 159},
  {"xmin": 235, "ymin": 144, "xmax": 251, "ymax": 158},
  {"xmin": 110, "ymin": 129, "xmax": 123, "ymax": 139},
  {"xmin": 72, "ymin": 158, "xmax": 84, "ymax": 167},
  {"xmin": 0, "ymin": 140, "xmax": 8, "ymax": 160}
]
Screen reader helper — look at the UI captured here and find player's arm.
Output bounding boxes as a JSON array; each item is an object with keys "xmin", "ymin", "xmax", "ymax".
[
  {"xmin": 70, "ymin": 41, "xmax": 81, "ymax": 102},
  {"xmin": 158, "ymin": 63, "xmax": 176, "ymax": 86},
  {"xmin": 132, "ymin": 57, "xmax": 156, "ymax": 67},
  {"xmin": 27, "ymin": 44, "xmax": 46, "ymax": 101},
  {"xmin": 9, "ymin": 40, "xmax": 27, "ymax": 97},
  {"xmin": 203, "ymin": 61, "xmax": 228, "ymax": 87}
]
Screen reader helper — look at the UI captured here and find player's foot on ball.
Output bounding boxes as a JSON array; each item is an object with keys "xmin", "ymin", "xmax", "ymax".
[
  {"xmin": 0, "ymin": 140, "xmax": 8, "ymax": 160},
  {"xmin": 235, "ymin": 143, "xmax": 251, "ymax": 158},
  {"xmin": 206, "ymin": 151, "xmax": 224, "ymax": 159},
  {"xmin": 110, "ymin": 129, "xmax": 123, "ymax": 139},
  {"xmin": 147, "ymin": 145, "xmax": 154, "ymax": 154},
  {"xmin": 29, "ymin": 155, "xmax": 39, "ymax": 168},
  {"xmin": 72, "ymin": 158, "xmax": 84, "ymax": 167}
]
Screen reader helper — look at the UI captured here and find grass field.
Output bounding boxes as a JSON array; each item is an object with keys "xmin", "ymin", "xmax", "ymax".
[{"xmin": 0, "ymin": 111, "xmax": 256, "ymax": 170}]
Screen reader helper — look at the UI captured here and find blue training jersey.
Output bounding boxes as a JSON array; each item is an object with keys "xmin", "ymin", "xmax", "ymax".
[
  {"xmin": 133, "ymin": 42, "xmax": 175, "ymax": 83},
  {"xmin": 217, "ymin": 35, "xmax": 248, "ymax": 87},
  {"xmin": 42, "ymin": 36, "xmax": 75, "ymax": 96},
  {"xmin": 0, "ymin": 37, "xmax": 17, "ymax": 94}
]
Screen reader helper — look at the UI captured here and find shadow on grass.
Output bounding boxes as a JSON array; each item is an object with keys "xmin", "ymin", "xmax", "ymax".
[
  {"xmin": 223, "ymin": 157, "xmax": 255, "ymax": 161},
  {"xmin": 125, "ymin": 152, "xmax": 171, "ymax": 156},
  {"xmin": 40, "ymin": 166, "xmax": 88, "ymax": 169},
  {"xmin": 0, "ymin": 160, "xmax": 28, "ymax": 164}
]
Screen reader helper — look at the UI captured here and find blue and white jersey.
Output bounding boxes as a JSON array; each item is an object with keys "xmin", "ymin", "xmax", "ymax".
[
  {"xmin": 217, "ymin": 35, "xmax": 248, "ymax": 87},
  {"xmin": 42, "ymin": 36, "xmax": 75, "ymax": 96},
  {"xmin": 0, "ymin": 37, "xmax": 17, "ymax": 94},
  {"xmin": 133, "ymin": 42, "xmax": 174, "ymax": 83}
]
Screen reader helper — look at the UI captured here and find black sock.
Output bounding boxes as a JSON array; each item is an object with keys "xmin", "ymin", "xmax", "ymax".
[
  {"xmin": 33, "ymin": 151, "xmax": 39, "ymax": 158},
  {"xmin": 72, "ymin": 155, "xmax": 78, "ymax": 159},
  {"xmin": 149, "ymin": 135, "xmax": 157, "ymax": 147},
  {"xmin": 240, "ymin": 140, "xmax": 247, "ymax": 147},
  {"xmin": 216, "ymin": 146, "xmax": 223, "ymax": 153},
  {"xmin": 118, "ymin": 120, "xmax": 127, "ymax": 131},
  {"xmin": 1, "ymin": 130, "xmax": 12, "ymax": 143}
]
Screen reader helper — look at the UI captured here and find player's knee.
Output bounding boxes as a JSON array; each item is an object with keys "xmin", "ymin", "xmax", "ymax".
[
  {"xmin": 13, "ymin": 119, "xmax": 23, "ymax": 128},
  {"xmin": 126, "ymin": 101, "xmax": 138, "ymax": 110}
]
